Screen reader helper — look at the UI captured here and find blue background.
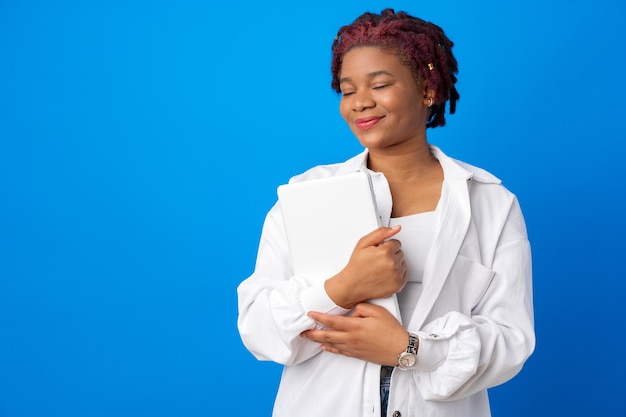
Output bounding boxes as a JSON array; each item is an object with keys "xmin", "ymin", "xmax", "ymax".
[{"xmin": 1, "ymin": 1, "xmax": 625, "ymax": 416}]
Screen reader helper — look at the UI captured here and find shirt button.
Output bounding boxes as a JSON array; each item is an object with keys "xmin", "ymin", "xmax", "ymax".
[{"xmin": 392, "ymin": 412, "xmax": 401, "ymax": 417}]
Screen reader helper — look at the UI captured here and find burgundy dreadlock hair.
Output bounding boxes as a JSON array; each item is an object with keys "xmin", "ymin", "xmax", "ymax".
[{"xmin": 331, "ymin": 8, "xmax": 460, "ymax": 128}]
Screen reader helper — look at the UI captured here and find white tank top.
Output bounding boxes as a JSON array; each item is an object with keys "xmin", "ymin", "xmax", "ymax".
[{"xmin": 389, "ymin": 210, "xmax": 437, "ymax": 323}]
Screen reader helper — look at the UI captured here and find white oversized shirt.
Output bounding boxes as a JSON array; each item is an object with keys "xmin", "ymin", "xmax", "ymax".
[{"xmin": 237, "ymin": 145, "xmax": 535, "ymax": 417}]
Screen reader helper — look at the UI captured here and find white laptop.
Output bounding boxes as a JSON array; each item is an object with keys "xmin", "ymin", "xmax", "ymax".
[{"xmin": 277, "ymin": 171, "xmax": 401, "ymax": 321}]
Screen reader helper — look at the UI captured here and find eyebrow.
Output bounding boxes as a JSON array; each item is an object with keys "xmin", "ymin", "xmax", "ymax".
[{"xmin": 339, "ymin": 70, "xmax": 394, "ymax": 85}]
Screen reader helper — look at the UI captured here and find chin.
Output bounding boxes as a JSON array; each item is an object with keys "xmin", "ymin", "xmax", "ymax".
[
  {"xmin": 352, "ymin": 132, "xmax": 385, "ymax": 148},
  {"xmin": 355, "ymin": 137, "xmax": 396, "ymax": 151}
]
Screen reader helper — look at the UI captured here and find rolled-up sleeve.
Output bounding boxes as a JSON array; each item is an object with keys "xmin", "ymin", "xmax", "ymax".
[{"xmin": 237, "ymin": 202, "xmax": 350, "ymax": 365}]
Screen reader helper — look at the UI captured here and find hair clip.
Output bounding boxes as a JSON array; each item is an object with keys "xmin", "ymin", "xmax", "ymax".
[{"xmin": 427, "ymin": 63, "xmax": 435, "ymax": 71}]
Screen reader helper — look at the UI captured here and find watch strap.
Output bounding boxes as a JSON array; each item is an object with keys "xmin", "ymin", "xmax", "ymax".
[{"xmin": 407, "ymin": 332, "xmax": 419, "ymax": 354}]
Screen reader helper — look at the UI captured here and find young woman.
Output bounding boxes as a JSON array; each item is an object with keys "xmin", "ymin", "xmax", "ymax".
[{"xmin": 237, "ymin": 9, "xmax": 534, "ymax": 417}]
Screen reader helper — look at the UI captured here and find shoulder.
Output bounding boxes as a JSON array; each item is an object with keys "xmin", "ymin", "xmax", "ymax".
[
  {"xmin": 456, "ymin": 159, "xmax": 516, "ymax": 203},
  {"xmin": 436, "ymin": 149, "xmax": 528, "ymax": 240},
  {"xmin": 434, "ymin": 145, "xmax": 518, "ymax": 205},
  {"xmin": 453, "ymin": 159, "xmax": 501, "ymax": 185},
  {"xmin": 432, "ymin": 145, "xmax": 501, "ymax": 185}
]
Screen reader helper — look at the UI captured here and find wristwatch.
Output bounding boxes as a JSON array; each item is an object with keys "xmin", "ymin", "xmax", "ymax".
[{"xmin": 397, "ymin": 332, "xmax": 419, "ymax": 370}]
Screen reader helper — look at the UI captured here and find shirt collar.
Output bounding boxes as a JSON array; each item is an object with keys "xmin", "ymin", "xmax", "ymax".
[{"xmin": 336, "ymin": 145, "xmax": 500, "ymax": 185}]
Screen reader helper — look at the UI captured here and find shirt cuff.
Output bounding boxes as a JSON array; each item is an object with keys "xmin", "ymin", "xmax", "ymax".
[
  {"xmin": 414, "ymin": 332, "xmax": 450, "ymax": 372},
  {"xmin": 300, "ymin": 283, "xmax": 350, "ymax": 316}
]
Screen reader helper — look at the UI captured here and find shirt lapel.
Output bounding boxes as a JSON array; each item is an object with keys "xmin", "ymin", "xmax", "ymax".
[{"xmin": 408, "ymin": 176, "xmax": 471, "ymax": 329}]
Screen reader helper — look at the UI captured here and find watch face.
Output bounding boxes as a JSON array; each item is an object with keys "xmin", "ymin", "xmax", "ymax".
[{"xmin": 398, "ymin": 352, "xmax": 416, "ymax": 369}]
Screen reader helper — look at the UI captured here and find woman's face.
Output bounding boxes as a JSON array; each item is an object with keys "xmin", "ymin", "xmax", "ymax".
[{"xmin": 338, "ymin": 46, "xmax": 429, "ymax": 152}]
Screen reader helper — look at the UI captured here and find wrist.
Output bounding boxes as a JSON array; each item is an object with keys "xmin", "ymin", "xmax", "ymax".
[
  {"xmin": 397, "ymin": 332, "xmax": 419, "ymax": 370},
  {"xmin": 324, "ymin": 273, "xmax": 360, "ymax": 309}
]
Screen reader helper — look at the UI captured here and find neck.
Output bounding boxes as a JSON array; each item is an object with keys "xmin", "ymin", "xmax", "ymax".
[{"xmin": 367, "ymin": 142, "xmax": 438, "ymax": 183}]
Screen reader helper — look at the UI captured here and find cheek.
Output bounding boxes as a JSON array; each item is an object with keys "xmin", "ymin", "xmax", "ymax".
[
  {"xmin": 339, "ymin": 100, "xmax": 350, "ymax": 122},
  {"xmin": 376, "ymin": 94, "xmax": 401, "ymax": 111},
  {"xmin": 383, "ymin": 94, "xmax": 420, "ymax": 121}
]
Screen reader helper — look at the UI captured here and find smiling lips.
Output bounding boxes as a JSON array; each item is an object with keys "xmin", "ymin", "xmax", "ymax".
[{"xmin": 354, "ymin": 116, "xmax": 384, "ymax": 131}]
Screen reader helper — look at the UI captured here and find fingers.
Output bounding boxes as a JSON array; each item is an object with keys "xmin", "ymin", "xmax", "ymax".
[
  {"xmin": 305, "ymin": 306, "xmax": 406, "ymax": 363},
  {"xmin": 308, "ymin": 311, "xmax": 345, "ymax": 330},
  {"xmin": 351, "ymin": 302, "xmax": 381, "ymax": 317},
  {"xmin": 381, "ymin": 239, "xmax": 403, "ymax": 255},
  {"xmin": 319, "ymin": 343, "xmax": 341, "ymax": 354},
  {"xmin": 304, "ymin": 313, "xmax": 357, "ymax": 355},
  {"xmin": 357, "ymin": 225, "xmax": 401, "ymax": 248},
  {"xmin": 302, "ymin": 322, "xmax": 346, "ymax": 347}
]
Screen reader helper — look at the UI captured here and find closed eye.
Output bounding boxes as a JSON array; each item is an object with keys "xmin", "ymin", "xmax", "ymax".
[{"xmin": 373, "ymin": 84, "xmax": 390, "ymax": 90}]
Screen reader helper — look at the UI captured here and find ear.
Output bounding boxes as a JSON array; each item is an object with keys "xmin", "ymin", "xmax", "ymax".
[{"xmin": 423, "ymin": 85, "xmax": 437, "ymax": 107}]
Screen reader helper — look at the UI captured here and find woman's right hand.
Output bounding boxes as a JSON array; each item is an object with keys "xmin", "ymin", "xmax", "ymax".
[{"xmin": 324, "ymin": 226, "xmax": 407, "ymax": 309}]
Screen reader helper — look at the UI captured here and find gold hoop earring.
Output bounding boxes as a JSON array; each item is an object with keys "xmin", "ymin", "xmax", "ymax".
[{"xmin": 427, "ymin": 97, "xmax": 433, "ymax": 108}]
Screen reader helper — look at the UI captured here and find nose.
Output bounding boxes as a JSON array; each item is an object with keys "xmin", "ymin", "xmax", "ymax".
[{"xmin": 353, "ymin": 90, "xmax": 375, "ymax": 111}]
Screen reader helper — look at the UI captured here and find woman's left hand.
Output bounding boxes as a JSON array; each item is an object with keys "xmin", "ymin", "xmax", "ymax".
[{"xmin": 303, "ymin": 303, "xmax": 408, "ymax": 366}]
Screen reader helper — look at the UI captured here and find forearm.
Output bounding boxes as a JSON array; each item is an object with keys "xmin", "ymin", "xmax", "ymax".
[{"xmin": 237, "ymin": 205, "xmax": 351, "ymax": 365}]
